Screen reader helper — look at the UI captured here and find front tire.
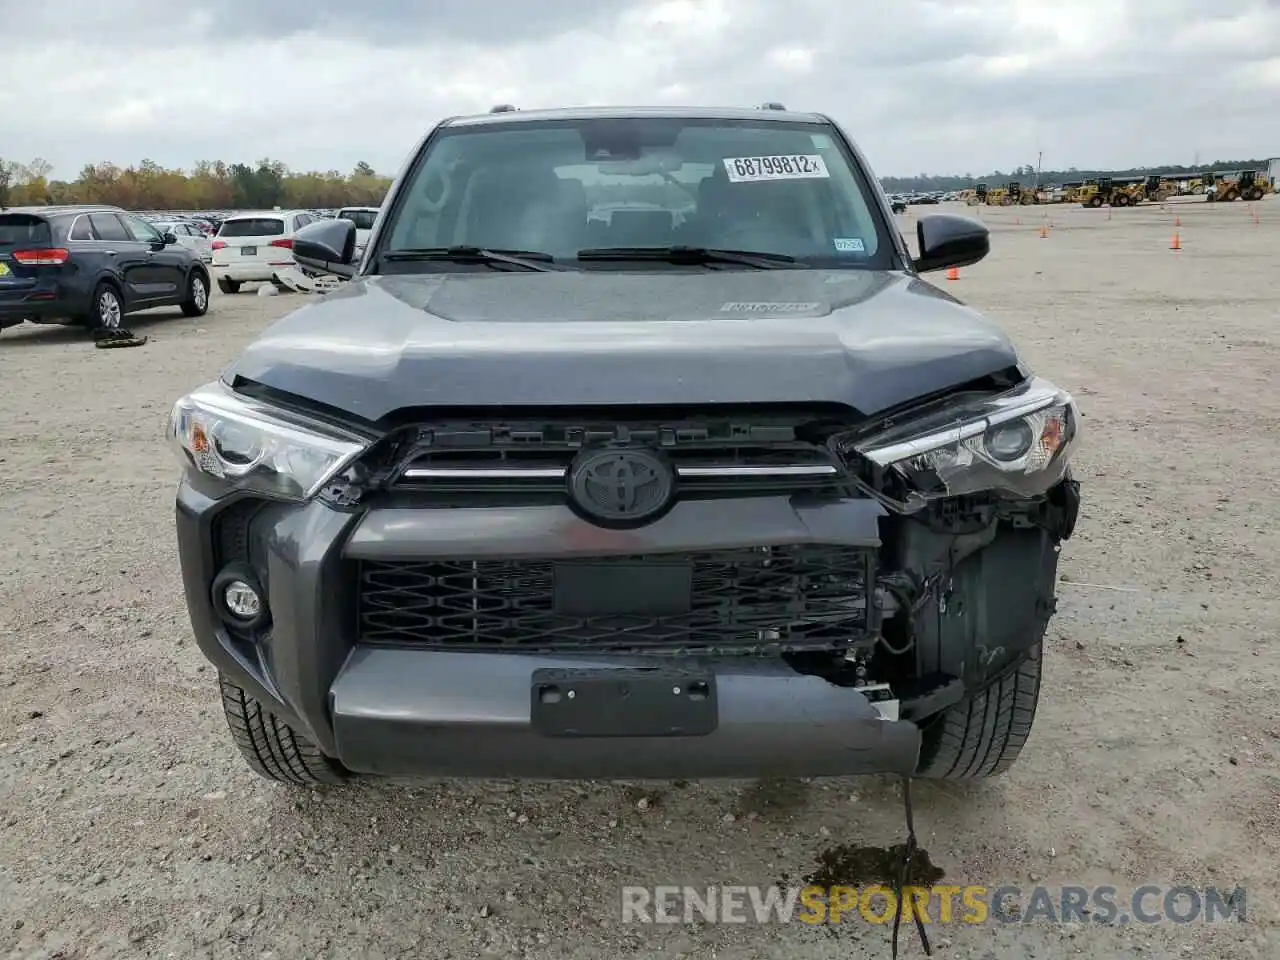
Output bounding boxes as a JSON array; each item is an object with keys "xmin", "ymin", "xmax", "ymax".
[
  {"xmin": 181, "ymin": 271, "xmax": 209, "ymax": 317},
  {"xmin": 219, "ymin": 675, "xmax": 347, "ymax": 785},
  {"xmin": 914, "ymin": 642, "xmax": 1042, "ymax": 780}
]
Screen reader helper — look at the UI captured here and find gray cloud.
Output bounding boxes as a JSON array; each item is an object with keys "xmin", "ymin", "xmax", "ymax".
[
  {"xmin": 2, "ymin": 0, "xmax": 1277, "ymax": 179},
  {"xmin": 0, "ymin": 0, "xmax": 634, "ymax": 43},
  {"xmin": 201, "ymin": 0, "xmax": 637, "ymax": 44}
]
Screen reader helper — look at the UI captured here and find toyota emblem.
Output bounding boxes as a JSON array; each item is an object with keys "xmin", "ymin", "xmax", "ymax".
[{"xmin": 568, "ymin": 448, "xmax": 674, "ymax": 523}]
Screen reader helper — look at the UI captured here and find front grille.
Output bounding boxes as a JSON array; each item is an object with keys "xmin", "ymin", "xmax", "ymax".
[
  {"xmin": 381, "ymin": 410, "xmax": 854, "ymax": 504},
  {"xmin": 358, "ymin": 545, "xmax": 876, "ymax": 655}
]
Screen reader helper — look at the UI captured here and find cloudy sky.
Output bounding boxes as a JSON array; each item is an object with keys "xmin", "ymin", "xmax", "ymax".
[{"xmin": 4, "ymin": 0, "xmax": 1279, "ymax": 180}]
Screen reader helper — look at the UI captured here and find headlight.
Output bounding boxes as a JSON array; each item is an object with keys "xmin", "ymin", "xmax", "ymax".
[
  {"xmin": 846, "ymin": 377, "xmax": 1078, "ymax": 502},
  {"xmin": 167, "ymin": 381, "xmax": 370, "ymax": 500}
]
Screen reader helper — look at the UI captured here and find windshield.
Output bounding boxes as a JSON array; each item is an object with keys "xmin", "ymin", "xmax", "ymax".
[
  {"xmin": 339, "ymin": 209, "xmax": 378, "ymax": 230},
  {"xmin": 380, "ymin": 116, "xmax": 892, "ymax": 269}
]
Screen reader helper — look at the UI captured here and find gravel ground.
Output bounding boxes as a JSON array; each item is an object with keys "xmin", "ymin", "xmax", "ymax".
[{"xmin": 2, "ymin": 198, "xmax": 1278, "ymax": 960}]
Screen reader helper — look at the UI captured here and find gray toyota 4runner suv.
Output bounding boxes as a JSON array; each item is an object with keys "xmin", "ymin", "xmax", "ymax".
[{"xmin": 169, "ymin": 105, "xmax": 1080, "ymax": 786}]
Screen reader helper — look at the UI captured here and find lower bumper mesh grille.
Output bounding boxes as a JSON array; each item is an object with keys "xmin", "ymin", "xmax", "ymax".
[{"xmin": 358, "ymin": 545, "xmax": 876, "ymax": 655}]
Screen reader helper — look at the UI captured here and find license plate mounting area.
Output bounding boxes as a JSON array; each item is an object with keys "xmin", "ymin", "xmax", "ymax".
[{"xmin": 531, "ymin": 667, "xmax": 716, "ymax": 738}]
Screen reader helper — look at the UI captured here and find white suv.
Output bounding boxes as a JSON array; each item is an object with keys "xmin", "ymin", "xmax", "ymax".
[
  {"xmin": 336, "ymin": 206, "xmax": 380, "ymax": 260},
  {"xmin": 211, "ymin": 210, "xmax": 315, "ymax": 293}
]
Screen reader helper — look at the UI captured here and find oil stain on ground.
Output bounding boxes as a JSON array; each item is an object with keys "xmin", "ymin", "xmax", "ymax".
[{"xmin": 805, "ymin": 843, "xmax": 946, "ymax": 888}]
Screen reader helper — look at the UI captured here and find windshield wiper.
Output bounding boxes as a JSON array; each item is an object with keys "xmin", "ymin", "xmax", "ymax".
[
  {"xmin": 381, "ymin": 246, "xmax": 564, "ymax": 272},
  {"xmin": 575, "ymin": 246, "xmax": 799, "ymax": 269}
]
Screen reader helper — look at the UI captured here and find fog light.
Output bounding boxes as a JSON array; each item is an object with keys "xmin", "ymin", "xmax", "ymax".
[
  {"xmin": 223, "ymin": 580, "xmax": 262, "ymax": 620},
  {"xmin": 211, "ymin": 566, "xmax": 269, "ymax": 630}
]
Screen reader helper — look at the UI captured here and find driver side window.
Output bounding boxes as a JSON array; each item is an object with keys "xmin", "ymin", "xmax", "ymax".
[{"xmin": 122, "ymin": 215, "xmax": 162, "ymax": 244}]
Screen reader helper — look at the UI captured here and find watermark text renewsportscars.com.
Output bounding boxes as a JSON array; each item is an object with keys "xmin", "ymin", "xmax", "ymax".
[{"xmin": 621, "ymin": 884, "xmax": 1247, "ymax": 926}]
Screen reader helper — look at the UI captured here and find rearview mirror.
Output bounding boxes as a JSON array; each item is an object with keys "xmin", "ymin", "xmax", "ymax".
[
  {"xmin": 294, "ymin": 218, "xmax": 358, "ymax": 278},
  {"xmin": 913, "ymin": 214, "xmax": 989, "ymax": 273},
  {"xmin": 161, "ymin": 231, "xmax": 178, "ymax": 245}
]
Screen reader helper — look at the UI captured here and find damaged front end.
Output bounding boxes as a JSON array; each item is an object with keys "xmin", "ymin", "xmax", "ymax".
[
  {"xmin": 176, "ymin": 371, "xmax": 1080, "ymax": 780},
  {"xmin": 312, "ymin": 373, "xmax": 1081, "ymax": 740},
  {"xmin": 814, "ymin": 375, "xmax": 1081, "ymax": 737}
]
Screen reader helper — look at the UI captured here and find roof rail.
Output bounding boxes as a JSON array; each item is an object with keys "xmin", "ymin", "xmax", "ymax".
[
  {"xmin": 757, "ymin": 102, "xmax": 786, "ymax": 111},
  {"xmin": 489, "ymin": 104, "xmax": 518, "ymax": 113}
]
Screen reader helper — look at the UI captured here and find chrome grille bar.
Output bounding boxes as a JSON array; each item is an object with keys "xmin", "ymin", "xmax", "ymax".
[{"xmin": 401, "ymin": 464, "xmax": 840, "ymax": 480}]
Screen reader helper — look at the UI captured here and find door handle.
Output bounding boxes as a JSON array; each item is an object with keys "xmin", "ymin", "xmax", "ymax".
[{"xmin": 104, "ymin": 250, "xmax": 117, "ymax": 256}]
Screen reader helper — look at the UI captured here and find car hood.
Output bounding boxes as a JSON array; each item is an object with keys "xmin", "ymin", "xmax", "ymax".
[{"xmin": 224, "ymin": 270, "xmax": 1023, "ymax": 422}]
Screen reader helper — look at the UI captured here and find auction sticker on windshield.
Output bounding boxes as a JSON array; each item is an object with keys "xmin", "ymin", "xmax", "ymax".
[{"xmin": 724, "ymin": 155, "xmax": 830, "ymax": 182}]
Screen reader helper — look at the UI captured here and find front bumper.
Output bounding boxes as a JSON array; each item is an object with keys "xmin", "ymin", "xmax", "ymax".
[
  {"xmin": 331, "ymin": 648, "xmax": 918, "ymax": 778},
  {"xmin": 177, "ymin": 485, "xmax": 929, "ymax": 778}
]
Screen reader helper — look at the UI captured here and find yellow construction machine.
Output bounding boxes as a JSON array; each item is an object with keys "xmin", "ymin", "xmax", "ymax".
[
  {"xmin": 1114, "ymin": 178, "xmax": 1147, "ymax": 206},
  {"xmin": 1141, "ymin": 175, "xmax": 1179, "ymax": 203},
  {"xmin": 1077, "ymin": 177, "xmax": 1109, "ymax": 207},
  {"xmin": 1078, "ymin": 176, "xmax": 1143, "ymax": 208},
  {"xmin": 1206, "ymin": 170, "xmax": 1272, "ymax": 202},
  {"xmin": 1007, "ymin": 181, "xmax": 1040, "ymax": 205},
  {"xmin": 984, "ymin": 185, "xmax": 1010, "ymax": 205},
  {"xmin": 1057, "ymin": 181, "xmax": 1084, "ymax": 203}
]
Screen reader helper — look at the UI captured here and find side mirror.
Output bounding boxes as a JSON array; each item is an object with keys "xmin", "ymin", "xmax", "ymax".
[
  {"xmin": 294, "ymin": 218, "xmax": 357, "ymax": 278},
  {"xmin": 913, "ymin": 213, "xmax": 989, "ymax": 273},
  {"xmin": 161, "ymin": 231, "xmax": 178, "ymax": 245}
]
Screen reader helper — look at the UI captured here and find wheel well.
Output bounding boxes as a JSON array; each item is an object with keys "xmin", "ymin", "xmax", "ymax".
[{"xmin": 93, "ymin": 275, "xmax": 124, "ymax": 305}]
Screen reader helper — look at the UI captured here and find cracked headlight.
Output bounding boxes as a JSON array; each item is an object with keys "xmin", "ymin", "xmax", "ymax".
[
  {"xmin": 167, "ymin": 381, "xmax": 370, "ymax": 500},
  {"xmin": 848, "ymin": 377, "xmax": 1079, "ymax": 502}
]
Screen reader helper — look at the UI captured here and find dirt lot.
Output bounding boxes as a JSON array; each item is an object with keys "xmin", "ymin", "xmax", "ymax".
[{"xmin": 2, "ymin": 198, "xmax": 1278, "ymax": 960}]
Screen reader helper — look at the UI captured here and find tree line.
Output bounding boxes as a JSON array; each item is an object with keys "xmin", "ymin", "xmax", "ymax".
[
  {"xmin": 1, "ymin": 154, "xmax": 1274, "ymax": 211},
  {"xmin": 0, "ymin": 157, "xmax": 393, "ymax": 211},
  {"xmin": 880, "ymin": 159, "xmax": 1274, "ymax": 193}
]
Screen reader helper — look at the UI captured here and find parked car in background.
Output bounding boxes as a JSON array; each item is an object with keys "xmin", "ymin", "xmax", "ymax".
[
  {"xmin": 0, "ymin": 205, "xmax": 210, "ymax": 334},
  {"xmin": 336, "ymin": 206, "xmax": 379, "ymax": 259},
  {"xmin": 151, "ymin": 219, "xmax": 213, "ymax": 263},
  {"xmin": 211, "ymin": 210, "xmax": 316, "ymax": 293}
]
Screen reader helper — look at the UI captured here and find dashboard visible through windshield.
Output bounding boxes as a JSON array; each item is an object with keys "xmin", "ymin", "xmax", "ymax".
[{"xmin": 380, "ymin": 116, "xmax": 894, "ymax": 270}]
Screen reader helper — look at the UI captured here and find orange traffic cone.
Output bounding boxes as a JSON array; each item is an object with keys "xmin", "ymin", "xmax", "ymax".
[
  {"xmin": 946, "ymin": 266, "xmax": 960, "ymax": 281},
  {"xmin": 1039, "ymin": 224, "xmax": 1049, "ymax": 239},
  {"xmin": 1170, "ymin": 232, "xmax": 1181, "ymax": 250}
]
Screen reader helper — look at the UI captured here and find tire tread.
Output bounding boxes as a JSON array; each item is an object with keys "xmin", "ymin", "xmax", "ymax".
[
  {"xmin": 915, "ymin": 643, "xmax": 1042, "ymax": 780},
  {"xmin": 219, "ymin": 675, "xmax": 346, "ymax": 785}
]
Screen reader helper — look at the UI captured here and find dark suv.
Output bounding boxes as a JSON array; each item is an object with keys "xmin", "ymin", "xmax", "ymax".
[
  {"xmin": 170, "ymin": 105, "xmax": 1080, "ymax": 786},
  {"xmin": 0, "ymin": 205, "xmax": 211, "ymax": 334}
]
